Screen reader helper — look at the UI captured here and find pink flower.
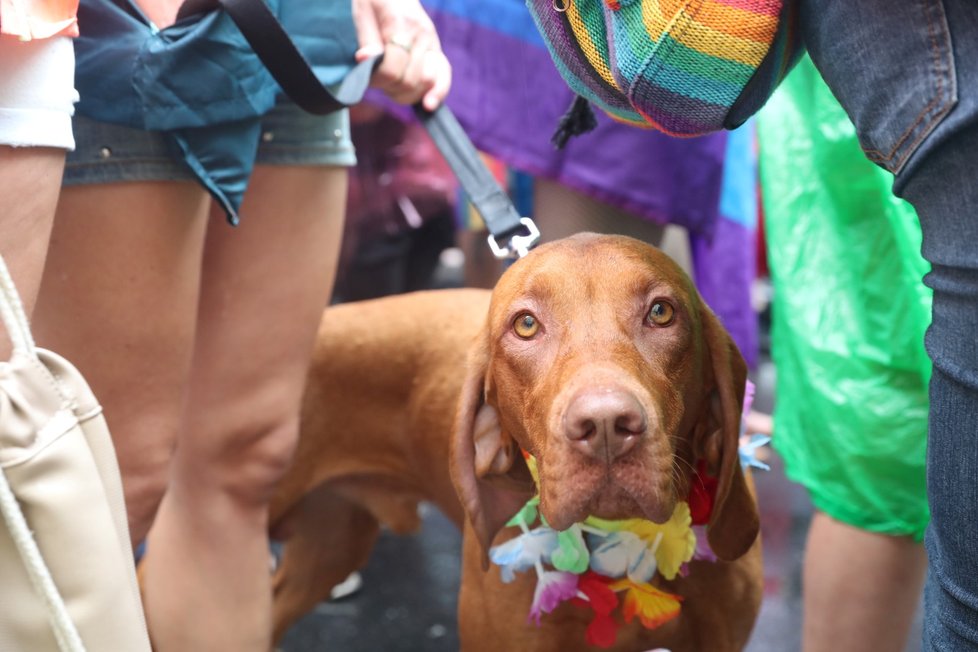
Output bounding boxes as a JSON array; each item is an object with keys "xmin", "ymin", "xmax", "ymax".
[
  {"xmin": 528, "ymin": 570, "xmax": 579, "ymax": 625},
  {"xmin": 692, "ymin": 525, "xmax": 717, "ymax": 563},
  {"xmin": 742, "ymin": 379, "xmax": 756, "ymax": 419}
]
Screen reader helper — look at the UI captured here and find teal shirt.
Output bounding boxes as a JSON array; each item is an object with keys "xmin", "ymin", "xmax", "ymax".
[{"xmin": 74, "ymin": 0, "xmax": 357, "ymax": 223}]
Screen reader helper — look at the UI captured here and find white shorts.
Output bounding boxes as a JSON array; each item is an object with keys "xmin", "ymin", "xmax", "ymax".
[{"xmin": 0, "ymin": 35, "xmax": 78, "ymax": 150}]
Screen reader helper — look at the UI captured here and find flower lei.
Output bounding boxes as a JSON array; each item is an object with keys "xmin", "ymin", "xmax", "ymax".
[{"xmin": 488, "ymin": 381, "xmax": 769, "ymax": 648}]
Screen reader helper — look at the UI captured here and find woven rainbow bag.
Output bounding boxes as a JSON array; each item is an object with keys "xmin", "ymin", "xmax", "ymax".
[{"xmin": 527, "ymin": 0, "xmax": 803, "ymax": 139}]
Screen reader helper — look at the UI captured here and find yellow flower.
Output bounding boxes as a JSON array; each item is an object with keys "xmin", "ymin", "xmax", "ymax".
[
  {"xmin": 586, "ymin": 502, "xmax": 695, "ymax": 580},
  {"xmin": 608, "ymin": 578, "xmax": 682, "ymax": 630}
]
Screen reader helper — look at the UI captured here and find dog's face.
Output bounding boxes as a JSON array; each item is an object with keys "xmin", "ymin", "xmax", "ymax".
[
  {"xmin": 451, "ymin": 233, "xmax": 758, "ymax": 565},
  {"xmin": 485, "ymin": 234, "xmax": 709, "ymax": 528}
]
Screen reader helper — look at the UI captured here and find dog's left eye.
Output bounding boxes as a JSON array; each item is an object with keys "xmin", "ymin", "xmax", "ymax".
[
  {"xmin": 513, "ymin": 312, "xmax": 540, "ymax": 339},
  {"xmin": 647, "ymin": 300, "xmax": 675, "ymax": 326}
]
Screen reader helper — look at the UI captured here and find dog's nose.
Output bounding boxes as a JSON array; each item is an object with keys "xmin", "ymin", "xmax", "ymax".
[{"xmin": 563, "ymin": 388, "xmax": 647, "ymax": 461}]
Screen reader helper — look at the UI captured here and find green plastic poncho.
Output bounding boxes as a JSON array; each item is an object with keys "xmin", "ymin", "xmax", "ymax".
[{"xmin": 757, "ymin": 56, "xmax": 931, "ymax": 540}]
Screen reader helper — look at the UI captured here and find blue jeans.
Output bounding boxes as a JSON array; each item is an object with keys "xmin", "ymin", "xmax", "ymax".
[{"xmin": 800, "ymin": 1, "xmax": 978, "ymax": 648}]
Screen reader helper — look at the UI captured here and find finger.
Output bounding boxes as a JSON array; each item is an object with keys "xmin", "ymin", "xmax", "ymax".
[
  {"xmin": 370, "ymin": 41, "xmax": 412, "ymax": 92},
  {"xmin": 392, "ymin": 34, "xmax": 434, "ymax": 101},
  {"xmin": 364, "ymin": 0, "xmax": 448, "ymax": 105},
  {"xmin": 371, "ymin": 33, "xmax": 430, "ymax": 105},
  {"xmin": 352, "ymin": 0, "xmax": 384, "ymax": 60},
  {"xmin": 421, "ymin": 49, "xmax": 452, "ymax": 110},
  {"xmin": 368, "ymin": 10, "xmax": 417, "ymax": 81}
]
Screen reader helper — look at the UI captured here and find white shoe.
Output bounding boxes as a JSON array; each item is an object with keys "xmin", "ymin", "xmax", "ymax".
[{"xmin": 329, "ymin": 571, "xmax": 363, "ymax": 600}]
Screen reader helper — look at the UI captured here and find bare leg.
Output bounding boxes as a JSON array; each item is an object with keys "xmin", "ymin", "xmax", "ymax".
[
  {"xmin": 33, "ymin": 181, "xmax": 211, "ymax": 543},
  {"xmin": 532, "ymin": 178, "xmax": 666, "ymax": 247},
  {"xmin": 141, "ymin": 164, "xmax": 347, "ymax": 651},
  {"xmin": 802, "ymin": 511, "xmax": 926, "ymax": 652},
  {"xmin": 0, "ymin": 146, "xmax": 63, "ymax": 327}
]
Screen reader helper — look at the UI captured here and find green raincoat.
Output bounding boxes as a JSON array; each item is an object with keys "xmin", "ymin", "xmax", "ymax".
[{"xmin": 757, "ymin": 56, "xmax": 931, "ymax": 540}]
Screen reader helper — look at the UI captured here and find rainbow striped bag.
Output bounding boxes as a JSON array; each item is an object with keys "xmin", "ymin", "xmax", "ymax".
[{"xmin": 527, "ymin": 0, "xmax": 803, "ymax": 138}]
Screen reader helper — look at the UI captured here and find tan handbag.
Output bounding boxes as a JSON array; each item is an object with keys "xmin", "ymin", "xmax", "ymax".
[{"xmin": 0, "ymin": 257, "xmax": 152, "ymax": 652}]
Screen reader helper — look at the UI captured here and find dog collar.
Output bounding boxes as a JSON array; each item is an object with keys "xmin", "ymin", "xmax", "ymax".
[{"xmin": 489, "ymin": 455, "xmax": 701, "ymax": 648}]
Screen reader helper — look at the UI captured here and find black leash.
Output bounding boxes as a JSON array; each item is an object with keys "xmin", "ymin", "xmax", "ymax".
[
  {"xmin": 174, "ymin": 0, "xmax": 541, "ymax": 258},
  {"xmin": 412, "ymin": 104, "xmax": 539, "ymax": 258},
  {"xmin": 178, "ymin": 0, "xmax": 379, "ymax": 116}
]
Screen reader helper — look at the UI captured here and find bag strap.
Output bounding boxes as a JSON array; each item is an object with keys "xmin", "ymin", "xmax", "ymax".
[
  {"xmin": 0, "ymin": 256, "xmax": 87, "ymax": 652},
  {"xmin": 0, "ymin": 257, "xmax": 35, "ymax": 357}
]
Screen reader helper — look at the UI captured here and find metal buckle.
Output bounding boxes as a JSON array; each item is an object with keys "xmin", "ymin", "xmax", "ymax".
[{"xmin": 487, "ymin": 217, "xmax": 541, "ymax": 259}]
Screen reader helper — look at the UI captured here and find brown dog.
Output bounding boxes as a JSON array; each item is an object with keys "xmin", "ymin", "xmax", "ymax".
[{"xmin": 270, "ymin": 233, "xmax": 763, "ymax": 650}]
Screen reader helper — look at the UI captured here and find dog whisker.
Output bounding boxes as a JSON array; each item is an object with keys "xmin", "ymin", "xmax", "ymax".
[{"xmin": 671, "ymin": 455, "xmax": 696, "ymax": 478}]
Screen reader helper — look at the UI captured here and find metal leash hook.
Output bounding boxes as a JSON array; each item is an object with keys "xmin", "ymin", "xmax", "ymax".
[{"xmin": 488, "ymin": 217, "xmax": 541, "ymax": 259}]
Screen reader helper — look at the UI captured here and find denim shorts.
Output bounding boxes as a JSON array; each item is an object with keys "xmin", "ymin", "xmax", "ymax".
[{"xmin": 63, "ymin": 101, "xmax": 356, "ymax": 187}]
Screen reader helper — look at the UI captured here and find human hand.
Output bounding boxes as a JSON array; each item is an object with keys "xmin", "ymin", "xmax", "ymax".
[
  {"xmin": 744, "ymin": 410, "xmax": 773, "ymax": 437},
  {"xmin": 352, "ymin": 0, "xmax": 452, "ymax": 110}
]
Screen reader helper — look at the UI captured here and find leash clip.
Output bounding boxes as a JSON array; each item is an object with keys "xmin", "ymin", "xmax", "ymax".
[{"xmin": 487, "ymin": 217, "xmax": 540, "ymax": 259}]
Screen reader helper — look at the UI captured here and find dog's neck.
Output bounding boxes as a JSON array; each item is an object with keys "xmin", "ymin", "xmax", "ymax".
[{"xmin": 487, "ymin": 452, "xmax": 705, "ymax": 645}]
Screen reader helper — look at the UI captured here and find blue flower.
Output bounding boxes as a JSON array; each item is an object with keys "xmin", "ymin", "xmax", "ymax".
[
  {"xmin": 739, "ymin": 434, "xmax": 772, "ymax": 471},
  {"xmin": 489, "ymin": 527, "xmax": 559, "ymax": 583},
  {"xmin": 587, "ymin": 530, "xmax": 658, "ymax": 584}
]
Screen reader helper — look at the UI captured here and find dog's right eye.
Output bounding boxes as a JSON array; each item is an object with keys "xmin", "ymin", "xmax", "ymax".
[{"xmin": 513, "ymin": 312, "xmax": 540, "ymax": 339}]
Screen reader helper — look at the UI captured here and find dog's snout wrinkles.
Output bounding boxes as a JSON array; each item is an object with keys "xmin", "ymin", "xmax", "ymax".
[{"xmin": 563, "ymin": 388, "xmax": 647, "ymax": 461}]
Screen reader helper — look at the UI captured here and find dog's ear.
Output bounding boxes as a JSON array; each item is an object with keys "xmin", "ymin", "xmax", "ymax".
[
  {"xmin": 450, "ymin": 331, "xmax": 535, "ymax": 570},
  {"xmin": 697, "ymin": 308, "xmax": 760, "ymax": 561}
]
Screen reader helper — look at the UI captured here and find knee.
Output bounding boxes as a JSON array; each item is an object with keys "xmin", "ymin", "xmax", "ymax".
[
  {"xmin": 197, "ymin": 412, "xmax": 302, "ymax": 508},
  {"xmin": 119, "ymin": 443, "xmax": 174, "ymax": 545},
  {"xmin": 924, "ymin": 265, "xmax": 978, "ymax": 389}
]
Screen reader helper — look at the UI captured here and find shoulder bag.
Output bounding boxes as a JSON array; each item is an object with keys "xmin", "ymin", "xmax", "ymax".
[
  {"xmin": 526, "ymin": 0, "xmax": 804, "ymax": 139},
  {"xmin": 0, "ymin": 257, "xmax": 151, "ymax": 652}
]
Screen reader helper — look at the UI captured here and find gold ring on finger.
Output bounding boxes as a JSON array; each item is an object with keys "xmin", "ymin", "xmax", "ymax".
[{"xmin": 387, "ymin": 34, "xmax": 414, "ymax": 52}]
